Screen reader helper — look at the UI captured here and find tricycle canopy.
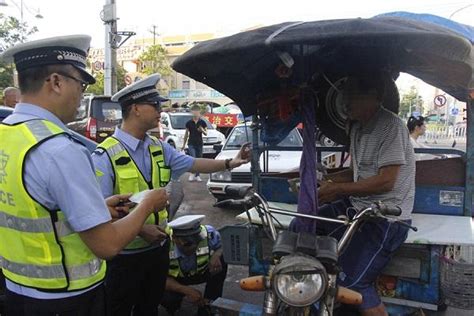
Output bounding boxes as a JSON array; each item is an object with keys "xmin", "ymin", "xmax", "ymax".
[{"xmin": 172, "ymin": 14, "xmax": 473, "ymax": 117}]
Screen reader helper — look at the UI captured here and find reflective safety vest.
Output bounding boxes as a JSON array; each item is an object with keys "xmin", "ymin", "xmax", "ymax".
[
  {"xmin": 97, "ymin": 136, "xmax": 171, "ymax": 250},
  {"xmin": 168, "ymin": 226, "xmax": 213, "ymax": 278},
  {"xmin": 0, "ymin": 119, "xmax": 106, "ymax": 291}
]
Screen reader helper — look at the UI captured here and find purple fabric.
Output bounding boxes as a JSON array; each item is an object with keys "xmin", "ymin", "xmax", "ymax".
[{"xmin": 293, "ymin": 89, "xmax": 318, "ymax": 232}]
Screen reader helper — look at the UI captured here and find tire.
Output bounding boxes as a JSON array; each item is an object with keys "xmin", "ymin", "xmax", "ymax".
[{"xmin": 314, "ymin": 73, "xmax": 400, "ymax": 146}]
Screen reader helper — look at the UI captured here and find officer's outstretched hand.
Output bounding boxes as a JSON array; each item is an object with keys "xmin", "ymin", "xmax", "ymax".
[
  {"xmin": 142, "ymin": 189, "xmax": 169, "ymax": 215},
  {"xmin": 230, "ymin": 142, "xmax": 252, "ymax": 169},
  {"xmin": 105, "ymin": 193, "xmax": 133, "ymax": 219}
]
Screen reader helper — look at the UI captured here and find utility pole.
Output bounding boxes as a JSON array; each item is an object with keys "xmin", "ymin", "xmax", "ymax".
[
  {"xmin": 103, "ymin": 0, "xmax": 118, "ymax": 95},
  {"xmin": 151, "ymin": 25, "xmax": 157, "ymax": 45}
]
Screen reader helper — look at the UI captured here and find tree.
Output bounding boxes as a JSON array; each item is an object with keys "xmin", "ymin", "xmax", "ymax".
[
  {"xmin": 138, "ymin": 45, "xmax": 172, "ymax": 77},
  {"xmin": 0, "ymin": 13, "xmax": 38, "ymax": 90},
  {"xmin": 85, "ymin": 64, "xmax": 127, "ymax": 95},
  {"xmin": 400, "ymin": 86, "xmax": 424, "ymax": 118}
]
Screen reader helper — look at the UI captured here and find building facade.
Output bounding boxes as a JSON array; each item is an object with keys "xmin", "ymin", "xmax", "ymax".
[{"xmin": 88, "ymin": 33, "xmax": 232, "ymax": 105}]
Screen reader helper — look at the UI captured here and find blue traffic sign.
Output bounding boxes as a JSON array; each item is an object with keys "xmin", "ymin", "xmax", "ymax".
[{"xmin": 451, "ymin": 108, "xmax": 459, "ymax": 116}]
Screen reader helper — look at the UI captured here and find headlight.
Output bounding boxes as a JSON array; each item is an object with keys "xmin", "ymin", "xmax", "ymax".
[
  {"xmin": 210, "ymin": 171, "xmax": 232, "ymax": 181},
  {"xmin": 273, "ymin": 255, "xmax": 327, "ymax": 307}
]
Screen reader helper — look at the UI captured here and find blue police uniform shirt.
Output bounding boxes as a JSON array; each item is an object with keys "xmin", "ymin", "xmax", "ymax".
[
  {"xmin": 2, "ymin": 103, "xmax": 112, "ymax": 299},
  {"xmin": 92, "ymin": 127, "xmax": 195, "ymax": 198},
  {"xmin": 172, "ymin": 225, "xmax": 222, "ymax": 274}
]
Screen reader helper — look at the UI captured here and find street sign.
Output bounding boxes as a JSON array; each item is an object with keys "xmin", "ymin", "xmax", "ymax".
[
  {"xmin": 93, "ymin": 61, "xmax": 103, "ymax": 71},
  {"xmin": 124, "ymin": 75, "xmax": 132, "ymax": 85},
  {"xmin": 451, "ymin": 108, "xmax": 459, "ymax": 116},
  {"xmin": 434, "ymin": 95, "xmax": 447, "ymax": 107}
]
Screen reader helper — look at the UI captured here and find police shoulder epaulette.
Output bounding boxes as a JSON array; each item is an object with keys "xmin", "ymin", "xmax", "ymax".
[
  {"xmin": 65, "ymin": 133, "xmax": 85, "ymax": 146},
  {"xmin": 93, "ymin": 148, "xmax": 105, "ymax": 155}
]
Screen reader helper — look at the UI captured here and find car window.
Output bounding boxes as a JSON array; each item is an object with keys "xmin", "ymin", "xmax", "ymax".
[
  {"xmin": 91, "ymin": 99, "xmax": 122, "ymax": 122},
  {"xmin": 224, "ymin": 126, "xmax": 302, "ymax": 149},
  {"xmin": 160, "ymin": 116, "xmax": 170, "ymax": 127},
  {"xmin": 169, "ymin": 114, "xmax": 213, "ymax": 129},
  {"xmin": 0, "ymin": 107, "xmax": 13, "ymax": 122},
  {"xmin": 75, "ymin": 98, "xmax": 88, "ymax": 120}
]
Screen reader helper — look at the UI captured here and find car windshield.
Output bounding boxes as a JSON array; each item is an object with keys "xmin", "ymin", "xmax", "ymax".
[
  {"xmin": 169, "ymin": 114, "xmax": 214, "ymax": 129},
  {"xmin": 91, "ymin": 99, "xmax": 122, "ymax": 122},
  {"xmin": 76, "ymin": 98, "xmax": 88, "ymax": 120},
  {"xmin": 224, "ymin": 126, "xmax": 302, "ymax": 150}
]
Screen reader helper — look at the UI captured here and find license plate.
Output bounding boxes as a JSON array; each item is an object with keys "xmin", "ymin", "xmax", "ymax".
[{"xmin": 203, "ymin": 147, "xmax": 215, "ymax": 153}]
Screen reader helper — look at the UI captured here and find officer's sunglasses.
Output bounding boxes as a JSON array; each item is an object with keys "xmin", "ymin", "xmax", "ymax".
[
  {"xmin": 140, "ymin": 102, "xmax": 162, "ymax": 111},
  {"xmin": 56, "ymin": 72, "xmax": 89, "ymax": 92}
]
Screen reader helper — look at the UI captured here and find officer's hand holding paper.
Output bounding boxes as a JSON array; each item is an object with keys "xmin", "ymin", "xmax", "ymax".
[
  {"xmin": 131, "ymin": 189, "xmax": 169, "ymax": 213},
  {"xmin": 106, "ymin": 193, "xmax": 133, "ymax": 219}
]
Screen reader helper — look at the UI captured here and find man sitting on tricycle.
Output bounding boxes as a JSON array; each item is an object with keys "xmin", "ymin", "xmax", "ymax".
[{"xmin": 316, "ymin": 73, "xmax": 416, "ymax": 316}]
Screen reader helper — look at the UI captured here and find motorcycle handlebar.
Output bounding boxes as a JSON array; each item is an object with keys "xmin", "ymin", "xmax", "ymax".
[{"xmin": 376, "ymin": 202, "xmax": 402, "ymax": 217}]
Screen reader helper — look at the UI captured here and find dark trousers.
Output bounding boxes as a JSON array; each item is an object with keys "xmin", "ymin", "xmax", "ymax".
[
  {"xmin": 161, "ymin": 257, "xmax": 227, "ymax": 314},
  {"xmin": 5, "ymin": 283, "xmax": 106, "ymax": 316},
  {"xmin": 105, "ymin": 244, "xmax": 170, "ymax": 316},
  {"xmin": 314, "ymin": 199, "xmax": 410, "ymax": 310},
  {"xmin": 187, "ymin": 145, "xmax": 203, "ymax": 176}
]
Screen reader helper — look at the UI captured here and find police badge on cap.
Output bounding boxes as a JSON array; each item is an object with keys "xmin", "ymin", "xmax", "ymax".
[{"xmin": 0, "ymin": 34, "xmax": 96, "ymax": 84}]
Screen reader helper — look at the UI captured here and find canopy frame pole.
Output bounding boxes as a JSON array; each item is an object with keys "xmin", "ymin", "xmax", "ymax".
[
  {"xmin": 251, "ymin": 114, "xmax": 261, "ymax": 193},
  {"xmin": 464, "ymin": 95, "xmax": 474, "ymax": 216}
]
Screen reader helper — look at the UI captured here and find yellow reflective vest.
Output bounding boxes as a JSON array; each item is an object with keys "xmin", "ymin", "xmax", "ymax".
[
  {"xmin": 0, "ymin": 119, "xmax": 106, "ymax": 291},
  {"xmin": 169, "ymin": 226, "xmax": 212, "ymax": 278},
  {"xmin": 97, "ymin": 136, "xmax": 171, "ymax": 250}
]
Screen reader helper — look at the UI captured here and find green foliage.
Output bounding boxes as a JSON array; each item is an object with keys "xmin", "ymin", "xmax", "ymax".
[
  {"xmin": 400, "ymin": 86, "xmax": 424, "ymax": 118},
  {"xmin": 85, "ymin": 64, "xmax": 127, "ymax": 95},
  {"xmin": 138, "ymin": 45, "xmax": 172, "ymax": 77},
  {"xmin": 86, "ymin": 72, "xmax": 104, "ymax": 95},
  {"xmin": 0, "ymin": 13, "xmax": 38, "ymax": 90}
]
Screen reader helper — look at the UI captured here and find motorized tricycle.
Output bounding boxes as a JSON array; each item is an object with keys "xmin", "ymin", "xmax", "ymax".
[
  {"xmin": 172, "ymin": 11, "xmax": 474, "ymax": 316},
  {"xmin": 214, "ymin": 186, "xmax": 417, "ymax": 315}
]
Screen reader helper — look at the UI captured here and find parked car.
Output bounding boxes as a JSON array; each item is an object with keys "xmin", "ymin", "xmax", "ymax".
[
  {"xmin": 0, "ymin": 106, "xmax": 98, "ymax": 153},
  {"xmin": 67, "ymin": 95, "xmax": 122, "ymax": 143},
  {"xmin": 207, "ymin": 124, "xmax": 303, "ymax": 201},
  {"xmin": 159, "ymin": 112, "xmax": 226, "ymax": 156}
]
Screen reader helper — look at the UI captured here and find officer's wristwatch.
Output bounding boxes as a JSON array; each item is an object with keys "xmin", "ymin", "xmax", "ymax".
[{"xmin": 225, "ymin": 158, "xmax": 233, "ymax": 170}]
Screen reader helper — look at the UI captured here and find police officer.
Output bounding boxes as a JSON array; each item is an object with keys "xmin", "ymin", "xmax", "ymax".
[
  {"xmin": 162, "ymin": 215, "xmax": 226, "ymax": 316},
  {"xmin": 0, "ymin": 35, "xmax": 168, "ymax": 316},
  {"xmin": 92, "ymin": 73, "xmax": 250, "ymax": 316}
]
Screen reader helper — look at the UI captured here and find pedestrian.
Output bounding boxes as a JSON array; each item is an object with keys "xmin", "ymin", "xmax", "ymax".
[
  {"xmin": 182, "ymin": 104, "xmax": 207, "ymax": 182},
  {"xmin": 0, "ymin": 35, "xmax": 168, "ymax": 316},
  {"xmin": 2, "ymin": 87, "xmax": 19, "ymax": 108},
  {"xmin": 407, "ymin": 116, "xmax": 442, "ymax": 160},
  {"xmin": 92, "ymin": 73, "xmax": 251, "ymax": 316},
  {"xmin": 162, "ymin": 215, "xmax": 227, "ymax": 316}
]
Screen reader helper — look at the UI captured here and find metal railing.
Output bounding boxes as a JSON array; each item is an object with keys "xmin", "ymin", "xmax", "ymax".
[{"xmin": 420, "ymin": 125, "xmax": 467, "ymax": 143}]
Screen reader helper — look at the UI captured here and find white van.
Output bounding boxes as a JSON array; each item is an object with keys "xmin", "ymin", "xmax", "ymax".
[{"xmin": 159, "ymin": 112, "xmax": 226, "ymax": 156}]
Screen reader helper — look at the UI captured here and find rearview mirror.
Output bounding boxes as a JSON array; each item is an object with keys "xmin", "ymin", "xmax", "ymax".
[{"xmin": 213, "ymin": 144, "xmax": 223, "ymax": 153}]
